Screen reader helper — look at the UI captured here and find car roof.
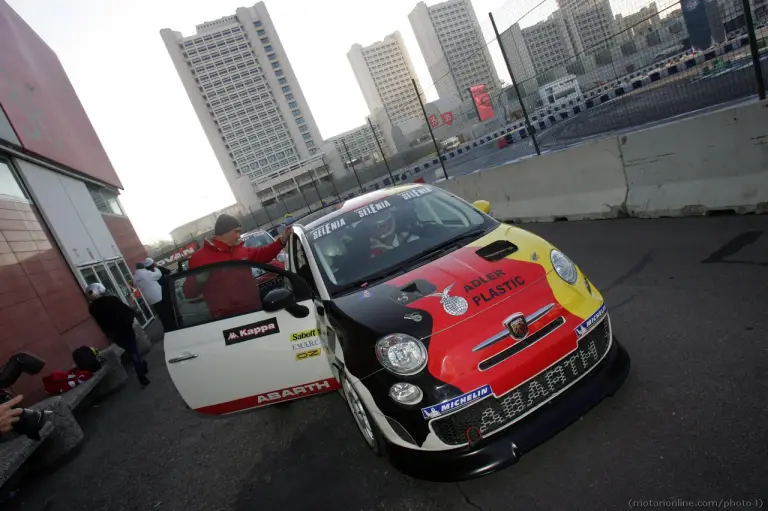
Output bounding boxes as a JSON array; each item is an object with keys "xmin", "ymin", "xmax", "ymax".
[{"xmin": 299, "ymin": 184, "xmax": 424, "ymax": 231}]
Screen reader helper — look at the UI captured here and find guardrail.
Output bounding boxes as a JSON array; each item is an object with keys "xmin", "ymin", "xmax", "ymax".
[{"xmin": 434, "ymin": 99, "xmax": 768, "ymax": 221}]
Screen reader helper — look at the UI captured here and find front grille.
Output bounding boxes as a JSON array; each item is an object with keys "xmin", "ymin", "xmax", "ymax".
[{"xmin": 431, "ymin": 318, "xmax": 611, "ymax": 446}]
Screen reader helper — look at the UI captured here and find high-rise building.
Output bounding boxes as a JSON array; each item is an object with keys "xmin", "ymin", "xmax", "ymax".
[
  {"xmin": 347, "ymin": 32, "xmax": 425, "ymax": 127},
  {"xmin": 521, "ymin": 11, "xmax": 576, "ymax": 77},
  {"xmin": 161, "ymin": 2, "xmax": 324, "ymax": 208},
  {"xmin": 409, "ymin": 0, "xmax": 500, "ymax": 100},
  {"xmin": 501, "ymin": 23, "xmax": 537, "ymax": 87},
  {"xmin": 328, "ymin": 122, "xmax": 390, "ymax": 165},
  {"xmin": 558, "ymin": 0, "xmax": 616, "ymax": 54}
]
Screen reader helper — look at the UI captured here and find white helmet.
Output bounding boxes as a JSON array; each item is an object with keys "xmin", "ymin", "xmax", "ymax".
[{"xmin": 85, "ymin": 283, "xmax": 107, "ymax": 300}]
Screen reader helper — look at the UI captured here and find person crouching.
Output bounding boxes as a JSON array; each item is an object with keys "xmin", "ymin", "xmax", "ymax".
[{"xmin": 86, "ymin": 283, "xmax": 150, "ymax": 386}]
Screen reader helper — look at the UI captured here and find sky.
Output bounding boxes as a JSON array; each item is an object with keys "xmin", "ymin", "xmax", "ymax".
[{"xmin": 7, "ymin": 0, "xmax": 652, "ymax": 244}]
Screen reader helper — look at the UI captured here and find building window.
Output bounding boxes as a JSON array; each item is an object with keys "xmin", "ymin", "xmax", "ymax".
[
  {"xmin": 257, "ymin": 29, "xmax": 266, "ymax": 36},
  {"xmin": 87, "ymin": 184, "xmax": 125, "ymax": 216},
  {"xmin": 298, "ymin": 124, "xmax": 308, "ymax": 132},
  {"xmin": 271, "ymin": 62, "xmax": 280, "ymax": 69},
  {"xmin": 282, "ymin": 85, "xmax": 290, "ymax": 92},
  {"xmin": 254, "ymin": 21, "xmax": 262, "ymax": 27},
  {"xmin": 295, "ymin": 117, "xmax": 304, "ymax": 124},
  {"xmin": 0, "ymin": 159, "xmax": 28, "ymax": 202},
  {"xmin": 306, "ymin": 140, "xmax": 315, "ymax": 148},
  {"xmin": 288, "ymin": 101, "xmax": 297, "ymax": 108},
  {"xmin": 261, "ymin": 37, "xmax": 270, "ymax": 44},
  {"xmin": 268, "ymin": 53, "xmax": 277, "ymax": 60},
  {"xmin": 279, "ymin": 78, "xmax": 288, "ymax": 85},
  {"xmin": 264, "ymin": 45, "xmax": 273, "ymax": 52},
  {"xmin": 285, "ymin": 93, "xmax": 294, "ymax": 100},
  {"xmin": 302, "ymin": 133, "xmax": 312, "ymax": 140},
  {"xmin": 275, "ymin": 70, "xmax": 284, "ymax": 76},
  {"xmin": 292, "ymin": 109, "xmax": 301, "ymax": 117}
]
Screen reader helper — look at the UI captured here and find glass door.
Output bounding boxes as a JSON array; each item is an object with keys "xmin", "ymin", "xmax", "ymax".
[
  {"xmin": 79, "ymin": 260, "xmax": 154, "ymax": 328},
  {"xmin": 108, "ymin": 259, "xmax": 153, "ymax": 326}
]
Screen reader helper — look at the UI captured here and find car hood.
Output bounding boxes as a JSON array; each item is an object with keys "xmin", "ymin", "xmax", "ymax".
[{"xmin": 332, "ymin": 224, "xmax": 603, "ymax": 391}]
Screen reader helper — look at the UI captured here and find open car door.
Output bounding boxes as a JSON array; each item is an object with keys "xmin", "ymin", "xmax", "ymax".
[{"xmin": 164, "ymin": 261, "xmax": 338, "ymax": 415}]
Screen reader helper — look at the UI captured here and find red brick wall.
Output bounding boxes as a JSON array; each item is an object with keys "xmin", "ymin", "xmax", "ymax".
[
  {"xmin": 0, "ymin": 198, "xmax": 108, "ymax": 403},
  {"xmin": 103, "ymin": 214, "xmax": 147, "ymax": 268}
]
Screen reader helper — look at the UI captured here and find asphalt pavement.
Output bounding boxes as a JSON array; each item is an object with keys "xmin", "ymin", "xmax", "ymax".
[{"xmin": 6, "ymin": 215, "xmax": 767, "ymax": 511}]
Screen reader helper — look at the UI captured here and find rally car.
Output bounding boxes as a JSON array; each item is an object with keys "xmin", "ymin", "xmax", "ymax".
[{"xmin": 164, "ymin": 184, "xmax": 630, "ymax": 481}]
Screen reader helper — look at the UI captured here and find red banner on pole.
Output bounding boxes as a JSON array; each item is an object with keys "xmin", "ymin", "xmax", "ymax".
[
  {"xmin": 441, "ymin": 112, "xmax": 454, "ymax": 126},
  {"xmin": 428, "ymin": 114, "xmax": 440, "ymax": 128}
]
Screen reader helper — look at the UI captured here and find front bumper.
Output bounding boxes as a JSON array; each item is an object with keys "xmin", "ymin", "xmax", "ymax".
[{"xmin": 387, "ymin": 337, "xmax": 630, "ymax": 482}]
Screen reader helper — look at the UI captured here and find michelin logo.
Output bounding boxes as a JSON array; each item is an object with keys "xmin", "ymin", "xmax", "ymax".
[
  {"xmin": 421, "ymin": 385, "xmax": 492, "ymax": 420},
  {"xmin": 574, "ymin": 303, "xmax": 607, "ymax": 338}
]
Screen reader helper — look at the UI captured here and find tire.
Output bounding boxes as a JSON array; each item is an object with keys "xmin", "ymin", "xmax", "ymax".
[{"xmin": 340, "ymin": 371, "xmax": 387, "ymax": 457}]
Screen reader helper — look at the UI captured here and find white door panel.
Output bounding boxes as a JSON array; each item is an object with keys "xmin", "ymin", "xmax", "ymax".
[
  {"xmin": 59, "ymin": 175, "xmax": 121, "ymax": 260},
  {"xmin": 164, "ymin": 261, "xmax": 337, "ymax": 415}
]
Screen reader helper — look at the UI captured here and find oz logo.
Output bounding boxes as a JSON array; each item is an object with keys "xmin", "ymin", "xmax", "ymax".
[{"xmin": 296, "ymin": 348, "xmax": 321, "ymax": 361}]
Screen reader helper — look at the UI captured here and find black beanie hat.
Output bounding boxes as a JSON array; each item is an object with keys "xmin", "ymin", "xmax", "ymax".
[{"xmin": 214, "ymin": 214, "xmax": 242, "ymax": 235}]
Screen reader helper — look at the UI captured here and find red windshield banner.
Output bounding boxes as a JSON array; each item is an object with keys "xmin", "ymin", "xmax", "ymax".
[{"xmin": 470, "ymin": 84, "xmax": 494, "ymax": 122}]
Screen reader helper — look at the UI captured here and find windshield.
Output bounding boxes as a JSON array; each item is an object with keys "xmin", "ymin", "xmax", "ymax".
[
  {"xmin": 243, "ymin": 232, "xmax": 273, "ymax": 248},
  {"xmin": 305, "ymin": 186, "xmax": 495, "ymax": 295}
]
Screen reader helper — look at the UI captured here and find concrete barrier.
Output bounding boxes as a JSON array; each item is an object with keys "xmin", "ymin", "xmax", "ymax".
[
  {"xmin": 436, "ymin": 136, "xmax": 628, "ymax": 222},
  {"xmin": 622, "ymin": 99, "xmax": 768, "ymax": 217}
]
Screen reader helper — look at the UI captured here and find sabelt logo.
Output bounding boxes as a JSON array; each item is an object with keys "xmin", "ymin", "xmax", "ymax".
[
  {"xmin": 223, "ymin": 318, "xmax": 280, "ymax": 345},
  {"xmin": 289, "ymin": 329, "xmax": 320, "ymax": 342},
  {"xmin": 295, "ymin": 348, "xmax": 321, "ymax": 360}
]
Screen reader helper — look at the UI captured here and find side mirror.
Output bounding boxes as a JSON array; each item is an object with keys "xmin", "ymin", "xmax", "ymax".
[
  {"xmin": 473, "ymin": 200, "xmax": 491, "ymax": 214},
  {"xmin": 263, "ymin": 287, "xmax": 296, "ymax": 313}
]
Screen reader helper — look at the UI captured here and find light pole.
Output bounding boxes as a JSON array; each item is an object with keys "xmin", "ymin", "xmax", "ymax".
[
  {"xmin": 341, "ymin": 139, "xmax": 364, "ymax": 193},
  {"xmin": 367, "ymin": 116, "xmax": 395, "ymax": 185},
  {"xmin": 412, "ymin": 78, "xmax": 448, "ymax": 180}
]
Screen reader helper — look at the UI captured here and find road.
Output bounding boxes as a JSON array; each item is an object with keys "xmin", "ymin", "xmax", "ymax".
[
  {"xmin": 408, "ymin": 55, "xmax": 768, "ymax": 184},
  {"xmin": 7, "ymin": 215, "xmax": 768, "ymax": 511}
]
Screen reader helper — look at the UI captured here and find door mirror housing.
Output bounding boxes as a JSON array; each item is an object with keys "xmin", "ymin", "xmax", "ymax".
[
  {"xmin": 473, "ymin": 200, "xmax": 491, "ymax": 214},
  {"xmin": 263, "ymin": 287, "xmax": 296, "ymax": 313}
]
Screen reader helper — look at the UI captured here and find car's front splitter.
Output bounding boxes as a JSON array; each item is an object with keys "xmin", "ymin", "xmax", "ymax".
[{"xmin": 386, "ymin": 337, "xmax": 630, "ymax": 482}]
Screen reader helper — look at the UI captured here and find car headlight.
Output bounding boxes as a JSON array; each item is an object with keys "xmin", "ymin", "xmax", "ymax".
[
  {"xmin": 276, "ymin": 251, "xmax": 287, "ymax": 263},
  {"xmin": 375, "ymin": 334, "xmax": 428, "ymax": 376},
  {"xmin": 389, "ymin": 382, "xmax": 423, "ymax": 405},
  {"xmin": 550, "ymin": 249, "xmax": 578, "ymax": 284}
]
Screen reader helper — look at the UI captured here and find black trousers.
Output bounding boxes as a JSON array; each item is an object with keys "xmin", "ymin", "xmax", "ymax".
[
  {"xmin": 152, "ymin": 300, "xmax": 174, "ymax": 331},
  {"xmin": 114, "ymin": 330, "xmax": 147, "ymax": 381}
]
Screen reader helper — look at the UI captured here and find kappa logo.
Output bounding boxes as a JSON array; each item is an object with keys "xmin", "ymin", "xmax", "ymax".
[
  {"xmin": 289, "ymin": 329, "xmax": 320, "ymax": 342},
  {"xmin": 295, "ymin": 348, "xmax": 321, "ymax": 360},
  {"xmin": 421, "ymin": 385, "xmax": 492, "ymax": 419},
  {"xmin": 223, "ymin": 318, "xmax": 280, "ymax": 345},
  {"xmin": 574, "ymin": 303, "xmax": 607, "ymax": 338}
]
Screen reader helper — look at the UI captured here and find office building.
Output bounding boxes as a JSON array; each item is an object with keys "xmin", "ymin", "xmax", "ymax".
[
  {"xmin": 348, "ymin": 32, "xmax": 425, "ymax": 126},
  {"xmin": 558, "ymin": 0, "xmax": 617, "ymax": 54},
  {"xmin": 409, "ymin": 0, "xmax": 500, "ymax": 100},
  {"xmin": 328, "ymin": 122, "xmax": 390, "ymax": 164},
  {"xmin": 161, "ymin": 2, "xmax": 324, "ymax": 208},
  {"xmin": 522, "ymin": 11, "xmax": 577, "ymax": 76},
  {"xmin": 501, "ymin": 23, "xmax": 538, "ymax": 87}
]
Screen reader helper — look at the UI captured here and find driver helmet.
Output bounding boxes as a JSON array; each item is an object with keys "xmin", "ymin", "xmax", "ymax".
[
  {"xmin": 85, "ymin": 283, "xmax": 107, "ymax": 300},
  {"xmin": 366, "ymin": 210, "xmax": 396, "ymax": 240}
]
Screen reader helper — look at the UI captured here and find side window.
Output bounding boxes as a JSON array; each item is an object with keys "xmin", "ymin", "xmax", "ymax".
[
  {"xmin": 292, "ymin": 235, "xmax": 319, "ymax": 297},
  {"xmin": 172, "ymin": 265, "xmax": 285, "ymax": 328}
]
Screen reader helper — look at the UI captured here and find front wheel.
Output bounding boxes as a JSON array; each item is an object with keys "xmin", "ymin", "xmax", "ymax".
[{"xmin": 341, "ymin": 371, "xmax": 387, "ymax": 456}]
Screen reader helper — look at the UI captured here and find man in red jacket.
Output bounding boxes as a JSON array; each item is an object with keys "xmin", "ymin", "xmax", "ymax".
[{"xmin": 183, "ymin": 214, "xmax": 291, "ymax": 319}]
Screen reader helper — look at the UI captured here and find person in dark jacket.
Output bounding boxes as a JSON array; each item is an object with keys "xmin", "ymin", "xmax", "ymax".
[
  {"xmin": 183, "ymin": 214, "xmax": 290, "ymax": 319},
  {"xmin": 86, "ymin": 283, "xmax": 149, "ymax": 386}
]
